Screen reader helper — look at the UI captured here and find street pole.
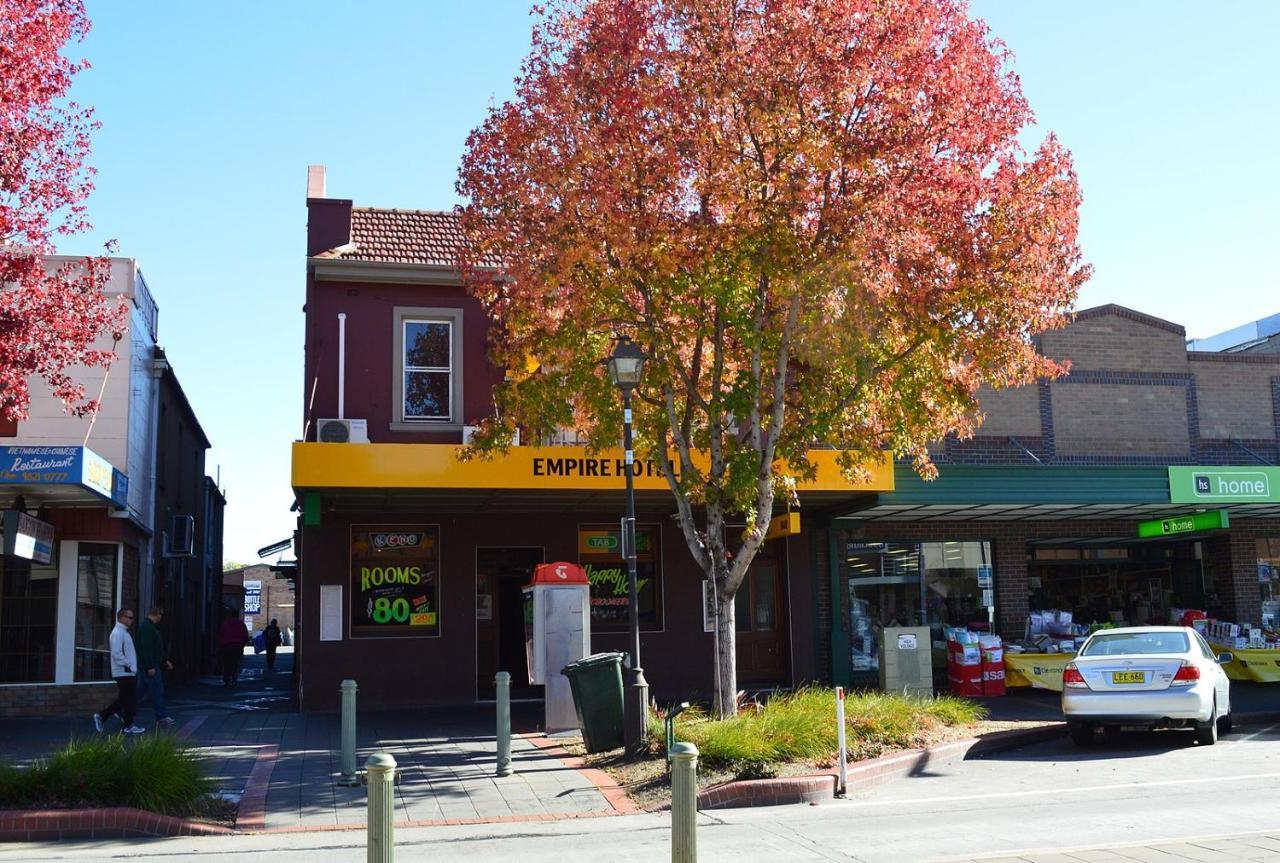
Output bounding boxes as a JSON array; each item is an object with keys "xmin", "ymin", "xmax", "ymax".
[
  {"xmin": 622, "ymin": 388, "xmax": 649, "ymax": 758},
  {"xmin": 365, "ymin": 752, "xmax": 396, "ymax": 863},
  {"xmin": 495, "ymin": 671, "xmax": 513, "ymax": 777},
  {"xmin": 339, "ymin": 678, "xmax": 359, "ymax": 786}
]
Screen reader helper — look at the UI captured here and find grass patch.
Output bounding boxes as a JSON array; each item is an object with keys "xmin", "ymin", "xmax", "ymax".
[
  {"xmin": 649, "ymin": 686, "xmax": 986, "ymax": 778},
  {"xmin": 0, "ymin": 735, "xmax": 213, "ymax": 817}
]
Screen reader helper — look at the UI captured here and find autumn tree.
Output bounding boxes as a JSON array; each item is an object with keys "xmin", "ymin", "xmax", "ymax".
[
  {"xmin": 1, "ymin": 0, "xmax": 121, "ymax": 424},
  {"xmin": 458, "ymin": 0, "xmax": 1089, "ymax": 716}
]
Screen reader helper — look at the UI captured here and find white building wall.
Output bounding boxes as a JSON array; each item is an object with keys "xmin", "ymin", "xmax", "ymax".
[
  {"xmin": 20, "ymin": 257, "xmax": 136, "ymax": 468},
  {"xmin": 16, "ymin": 256, "xmax": 158, "ymax": 527}
]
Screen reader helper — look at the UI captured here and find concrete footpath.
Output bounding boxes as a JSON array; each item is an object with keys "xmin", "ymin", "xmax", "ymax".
[{"xmin": 0, "ymin": 650, "xmax": 619, "ymax": 830}]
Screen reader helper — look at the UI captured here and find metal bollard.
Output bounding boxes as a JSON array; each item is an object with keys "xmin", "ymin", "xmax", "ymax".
[
  {"xmin": 495, "ymin": 671, "xmax": 513, "ymax": 777},
  {"xmin": 670, "ymin": 742, "xmax": 698, "ymax": 863},
  {"xmin": 365, "ymin": 752, "xmax": 396, "ymax": 863},
  {"xmin": 339, "ymin": 679, "xmax": 359, "ymax": 786},
  {"xmin": 835, "ymin": 686, "xmax": 847, "ymax": 796}
]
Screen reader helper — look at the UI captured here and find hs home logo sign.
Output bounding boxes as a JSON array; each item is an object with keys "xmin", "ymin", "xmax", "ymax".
[{"xmin": 1193, "ymin": 471, "xmax": 1270, "ymax": 499}]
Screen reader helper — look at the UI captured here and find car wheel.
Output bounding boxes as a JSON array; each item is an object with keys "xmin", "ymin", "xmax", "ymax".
[
  {"xmin": 1069, "ymin": 723, "xmax": 1094, "ymax": 747},
  {"xmin": 1195, "ymin": 700, "xmax": 1219, "ymax": 746},
  {"xmin": 1218, "ymin": 710, "xmax": 1233, "ymax": 735}
]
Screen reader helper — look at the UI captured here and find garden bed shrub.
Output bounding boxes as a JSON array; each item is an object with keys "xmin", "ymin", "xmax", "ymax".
[
  {"xmin": 650, "ymin": 686, "xmax": 986, "ymax": 777},
  {"xmin": 0, "ymin": 735, "xmax": 212, "ymax": 817}
]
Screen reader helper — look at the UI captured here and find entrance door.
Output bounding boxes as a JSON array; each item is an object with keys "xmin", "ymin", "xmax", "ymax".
[
  {"xmin": 734, "ymin": 556, "xmax": 789, "ymax": 684},
  {"xmin": 476, "ymin": 547, "xmax": 544, "ymax": 700}
]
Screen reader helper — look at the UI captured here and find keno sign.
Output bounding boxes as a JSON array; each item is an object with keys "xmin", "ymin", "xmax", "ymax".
[{"xmin": 371, "ymin": 532, "xmax": 422, "ymax": 549}]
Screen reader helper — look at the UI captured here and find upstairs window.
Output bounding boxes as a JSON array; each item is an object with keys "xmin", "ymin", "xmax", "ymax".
[
  {"xmin": 392, "ymin": 307, "xmax": 464, "ymax": 430},
  {"xmin": 404, "ymin": 320, "xmax": 451, "ymax": 419}
]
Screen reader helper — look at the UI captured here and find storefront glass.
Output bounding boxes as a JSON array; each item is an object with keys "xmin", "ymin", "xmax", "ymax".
[
  {"xmin": 842, "ymin": 538, "xmax": 992, "ymax": 672},
  {"xmin": 75, "ymin": 543, "xmax": 118, "ymax": 681},
  {"xmin": 1260, "ymin": 538, "xmax": 1280, "ymax": 628},
  {"xmin": 1027, "ymin": 542, "xmax": 1199, "ymax": 627},
  {"xmin": 350, "ymin": 525, "xmax": 441, "ymax": 638},
  {"xmin": 578, "ymin": 524, "xmax": 662, "ymax": 632},
  {"xmin": 0, "ymin": 554, "xmax": 58, "ymax": 683}
]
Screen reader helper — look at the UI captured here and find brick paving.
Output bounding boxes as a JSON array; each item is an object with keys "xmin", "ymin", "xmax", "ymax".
[{"xmin": 0, "ymin": 650, "xmax": 616, "ymax": 831}]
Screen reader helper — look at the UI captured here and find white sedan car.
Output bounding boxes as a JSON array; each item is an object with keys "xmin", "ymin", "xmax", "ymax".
[{"xmin": 1061, "ymin": 626, "xmax": 1232, "ymax": 746}]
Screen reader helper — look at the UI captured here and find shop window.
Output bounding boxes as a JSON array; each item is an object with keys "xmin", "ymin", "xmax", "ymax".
[
  {"xmin": 840, "ymin": 536, "xmax": 994, "ymax": 673},
  {"xmin": 0, "ymin": 556, "xmax": 58, "ymax": 683},
  {"xmin": 1260, "ymin": 538, "xmax": 1280, "ymax": 628},
  {"xmin": 392, "ymin": 307, "xmax": 464, "ymax": 430},
  {"xmin": 922, "ymin": 541, "xmax": 993, "ymax": 631},
  {"xmin": 578, "ymin": 524, "xmax": 663, "ymax": 632},
  {"xmin": 75, "ymin": 543, "xmax": 118, "ymax": 681},
  {"xmin": 350, "ymin": 525, "xmax": 440, "ymax": 638}
]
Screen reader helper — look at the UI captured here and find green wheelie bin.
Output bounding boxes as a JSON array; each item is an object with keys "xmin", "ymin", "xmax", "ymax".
[{"xmin": 562, "ymin": 652, "xmax": 626, "ymax": 753}]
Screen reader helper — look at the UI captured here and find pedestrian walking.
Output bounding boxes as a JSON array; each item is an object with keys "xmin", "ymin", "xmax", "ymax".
[
  {"xmin": 218, "ymin": 610, "xmax": 251, "ymax": 686},
  {"xmin": 136, "ymin": 606, "xmax": 176, "ymax": 727},
  {"xmin": 263, "ymin": 618, "xmax": 282, "ymax": 671},
  {"xmin": 93, "ymin": 609, "xmax": 145, "ymax": 734}
]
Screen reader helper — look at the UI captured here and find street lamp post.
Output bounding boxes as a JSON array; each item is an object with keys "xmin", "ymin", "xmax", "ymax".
[{"xmin": 607, "ymin": 336, "xmax": 649, "ymax": 758}]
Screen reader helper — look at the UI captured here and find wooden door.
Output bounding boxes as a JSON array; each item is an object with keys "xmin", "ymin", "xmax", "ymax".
[{"xmin": 734, "ymin": 557, "xmax": 788, "ymax": 684}]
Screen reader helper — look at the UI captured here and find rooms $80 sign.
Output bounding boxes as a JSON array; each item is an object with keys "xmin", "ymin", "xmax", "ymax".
[{"xmin": 350, "ymin": 525, "xmax": 440, "ymax": 637}]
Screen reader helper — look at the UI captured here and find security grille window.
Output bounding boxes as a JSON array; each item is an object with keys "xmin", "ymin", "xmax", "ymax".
[
  {"xmin": 0, "ymin": 556, "xmax": 58, "ymax": 683},
  {"xmin": 74, "ymin": 543, "xmax": 118, "ymax": 681},
  {"xmin": 392, "ymin": 307, "xmax": 464, "ymax": 430},
  {"xmin": 403, "ymin": 320, "xmax": 452, "ymax": 420}
]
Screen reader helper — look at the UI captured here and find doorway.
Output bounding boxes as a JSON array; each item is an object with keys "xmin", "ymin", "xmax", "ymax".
[
  {"xmin": 476, "ymin": 547, "xmax": 544, "ymax": 700},
  {"xmin": 734, "ymin": 552, "xmax": 789, "ymax": 685}
]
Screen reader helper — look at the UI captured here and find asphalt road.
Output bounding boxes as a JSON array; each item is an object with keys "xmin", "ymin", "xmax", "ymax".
[{"xmin": 8, "ymin": 718, "xmax": 1280, "ymax": 862}]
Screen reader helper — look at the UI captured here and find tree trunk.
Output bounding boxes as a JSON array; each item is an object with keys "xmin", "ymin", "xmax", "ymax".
[{"xmin": 714, "ymin": 587, "xmax": 737, "ymax": 718}]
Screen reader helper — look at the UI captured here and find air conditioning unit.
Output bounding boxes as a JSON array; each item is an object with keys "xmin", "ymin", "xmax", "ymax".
[
  {"xmin": 317, "ymin": 418, "xmax": 369, "ymax": 443},
  {"xmin": 463, "ymin": 425, "xmax": 519, "ymax": 446},
  {"xmin": 167, "ymin": 515, "xmax": 194, "ymax": 557}
]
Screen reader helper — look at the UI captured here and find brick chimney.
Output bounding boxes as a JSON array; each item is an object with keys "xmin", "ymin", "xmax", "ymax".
[{"xmin": 305, "ymin": 165, "xmax": 353, "ymax": 257}]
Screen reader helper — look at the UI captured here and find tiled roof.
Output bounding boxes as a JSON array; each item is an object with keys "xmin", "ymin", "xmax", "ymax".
[{"xmin": 337, "ymin": 207, "xmax": 468, "ymax": 267}]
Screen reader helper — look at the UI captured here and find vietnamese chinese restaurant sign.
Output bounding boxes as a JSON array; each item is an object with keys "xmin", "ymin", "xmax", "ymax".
[
  {"xmin": 0, "ymin": 446, "xmax": 127, "ymax": 506},
  {"xmin": 350, "ymin": 525, "xmax": 440, "ymax": 637}
]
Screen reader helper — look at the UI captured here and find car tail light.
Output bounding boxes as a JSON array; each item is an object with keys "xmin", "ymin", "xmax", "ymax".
[
  {"xmin": 1063, "ymin": 664, "xmax": 1088, "ymax": 689},
  {"xmin": 1171, "ymin": 662, "xmax": 1200, "ymax": 686}
]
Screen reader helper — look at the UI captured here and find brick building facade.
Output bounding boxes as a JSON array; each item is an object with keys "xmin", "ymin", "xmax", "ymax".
[{"xmin": 815, "ymin": 306, "xmax": 1280, "ymax": 684}]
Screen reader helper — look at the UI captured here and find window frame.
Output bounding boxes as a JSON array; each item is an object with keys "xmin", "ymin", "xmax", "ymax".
[{"xmin": 391, "ymin": 306, "xmax": 465, "ymax": 432}]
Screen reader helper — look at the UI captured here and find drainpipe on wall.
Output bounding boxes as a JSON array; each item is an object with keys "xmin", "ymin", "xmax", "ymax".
[
  {"xmin": 140, "ymin": 352, "xmax": 169, "ymax": 611},
  {"xmin": 337, "ymin": 313, "xmax": 346, "ymax": 420}
]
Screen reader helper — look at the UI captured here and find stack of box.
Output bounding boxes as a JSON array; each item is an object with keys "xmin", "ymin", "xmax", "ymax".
[
  {"xmin": 979, "ymin": 634, "xmax": 1005, "ymax": 697},
  {"xmin": 947, "ymin": 632, "xmax": 983, "ymax": 697}
]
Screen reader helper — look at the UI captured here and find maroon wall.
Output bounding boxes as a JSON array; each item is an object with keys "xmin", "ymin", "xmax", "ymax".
[
  {"xmin": 297, "ymin": 507, "xmax": 820, "ymax": 711},
  {"xmin": 303, "ymin": 278, "xmax": 503, "ymax": 442}
]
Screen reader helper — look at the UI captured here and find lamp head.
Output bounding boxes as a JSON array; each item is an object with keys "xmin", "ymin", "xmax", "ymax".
[{"xmin": 607, "ymin": 336, "xmax": 645, "ymax": 391}]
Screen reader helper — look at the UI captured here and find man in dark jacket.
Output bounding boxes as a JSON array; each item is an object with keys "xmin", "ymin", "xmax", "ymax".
[
  {"xmin": 136, "ymin": 606, "xmax": 175, "ymax": 727},
  {"xmin": 263, "ymin": 619, "xmax": 282, "ymax": 671}
]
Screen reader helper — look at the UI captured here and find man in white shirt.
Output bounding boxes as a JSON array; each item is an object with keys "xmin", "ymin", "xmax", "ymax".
[{"xmin": 92, "ymin": 609, "xmax": 146, "ymax": 734}]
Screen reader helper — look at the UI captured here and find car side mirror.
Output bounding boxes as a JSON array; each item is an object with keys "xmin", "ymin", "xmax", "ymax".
[{"xmin": 1217, "ymin": 653, "xmax": 1233, "ymax": 664}]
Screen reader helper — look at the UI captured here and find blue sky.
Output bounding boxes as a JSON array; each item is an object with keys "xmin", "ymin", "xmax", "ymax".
[{"xmin": 64, "ymin": 1, "xmax": 1280, "ymax": 563}]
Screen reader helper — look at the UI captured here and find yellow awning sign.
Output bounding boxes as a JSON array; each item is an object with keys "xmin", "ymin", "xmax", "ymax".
[
  {"xmin": 764, "ymin": 512, "xmax": 801, "ymax": 541},
  {"xmin": 291, "ymin": 443, "xmax": 894, "ymax": 494}
]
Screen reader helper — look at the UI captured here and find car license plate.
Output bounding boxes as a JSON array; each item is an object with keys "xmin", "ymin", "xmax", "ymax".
[{"xmin": 1112, "ymin": 671, "xmax": 1145, "ymax": 684}]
